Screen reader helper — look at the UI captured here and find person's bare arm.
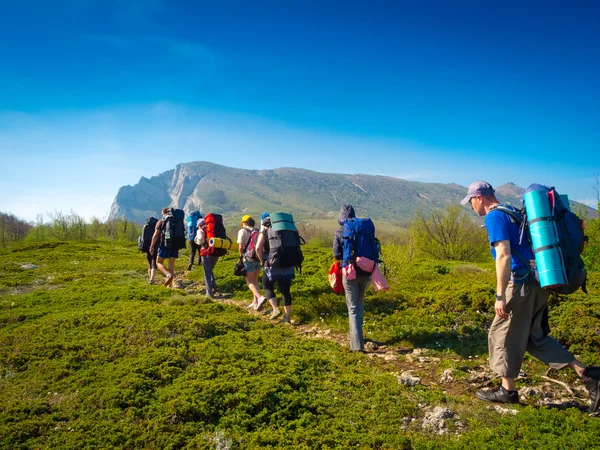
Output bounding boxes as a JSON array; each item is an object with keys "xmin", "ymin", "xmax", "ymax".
[
  {"xmin": 492, "ymin": 240, "xmax": 511, "ymax": 319},
  {"xmin": 256, "ymin": 232, "xmax": 266, "ymax": 265},
  {"xmin": 150, "ymin": 228, "xmax": 161, "ymax": 255}
]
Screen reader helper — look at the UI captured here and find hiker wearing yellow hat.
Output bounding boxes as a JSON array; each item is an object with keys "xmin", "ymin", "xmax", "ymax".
[{"xmin": 237, "ymin": 215, "xmax": 266, "ymax": 310}]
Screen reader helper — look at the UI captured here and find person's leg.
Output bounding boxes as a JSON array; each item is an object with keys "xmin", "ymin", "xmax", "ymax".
[
  {"xmin": 150, "ymin": 253, "xmax": 157, "ymax": 282},
  {"xmin": 342, "ymin": 275, "xmax": 364, "ymax": 351},
  {"xmin": 188, "ymin": 241, "xmax": 197, "ymax": 270},
  {"xmin": 156, "ymin": 254, "xmax": 169, "ymax": 277},
  {"xmin": 145, "ymin": 252, "xmax": 153, "ymax": 281},
  {"xmin": 245, "ymin": 266, "xmax": 263, "ymax": 307},
  {"xmin": 478, "ymin": 281, "xmax": 534, "ymax": 403},
  {"xmin": 166, "ymin": 257, "xmax": 175, "ymax": 286},
  {"xmin": 210, "ymin": 255, "xmax": 219, "ymax": 293},
  {"xmin": 146, "ymin": 252, "xmax": 157, "ymax": 283},
  {"xmin": 262, "ymin": 272, "xmax": 280, "ymax": 316},
  {"xmin": 526, "ymin": 284, "xmax": 576, "ymax": 370},
  {"xmin": 202, "ymin": 255, "xmax": 217, "ymax": 297},
  {"xmin": 279, "ymin": 279, "xmax": 292, "ymax": 321}
]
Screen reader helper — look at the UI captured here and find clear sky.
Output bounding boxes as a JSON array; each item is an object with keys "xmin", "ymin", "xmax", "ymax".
[{"xmin": 1, "ymin": 0, "xmax": 599, "ymax": 221}]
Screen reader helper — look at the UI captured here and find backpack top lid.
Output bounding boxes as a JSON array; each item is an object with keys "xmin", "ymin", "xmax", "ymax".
[
  {"xmin": 204, "ymin": 213, "xmax": 223, "ymax": 224},
  {"xmin": 187, "ymin": 211, "xmax": 202, "ymax": 224},
  {"xmin": 270, "ymin": 212, "xmax": 297, "ymax": 232},
  {"xmin": 522, "ymin": 184, "xmax": 571, "ymax": 213},
  {"xmin": 166, "ymin": 208, "xmax": 185, "ymax": 221},
  {"xmin": 343, "ymin": 217, "xmax": 375, "ymax": 235}
]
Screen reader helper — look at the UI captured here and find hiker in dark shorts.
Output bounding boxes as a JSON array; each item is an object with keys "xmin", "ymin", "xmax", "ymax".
[
  {"xmin": 150, "ymin": 208, "xmax": 178, "ymax": 287},
  {"xmin": 462, "ymin": 181, "xmax": 599, "ymax": 414},
  {"xmin": 256, "ymin": 213, "xmax": 293, "ymax": 322}
]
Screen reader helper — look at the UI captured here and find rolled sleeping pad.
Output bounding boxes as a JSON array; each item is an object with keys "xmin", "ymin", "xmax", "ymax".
[
  {"xmin": 209, "ymin": 237, "xmax": 232, "ymax": 250},
  {"xmin": 523, "ymin": 189, "xmax": 567, "ymax": 288},
  {"xmin": 270, "ymin": 212, "xmax": 297, "ymax": 232}
]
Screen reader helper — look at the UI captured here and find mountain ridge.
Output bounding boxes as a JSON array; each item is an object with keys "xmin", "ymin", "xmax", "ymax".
[{"xmin": 109, "ymin": 161, "xmax": 596, "ymax": 223}]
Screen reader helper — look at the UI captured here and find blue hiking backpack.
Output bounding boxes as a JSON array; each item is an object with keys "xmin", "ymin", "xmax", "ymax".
[
  {"xmin": 493, "ymin": 184, "xmax": 588, "ymax": 295},
  {"xmin": 187, "ymin": 211, "xmax": 202, "ymax": 241},
  {"xmin": 342, "ymin": 218, "xmax": 381, "ymax": 270}
]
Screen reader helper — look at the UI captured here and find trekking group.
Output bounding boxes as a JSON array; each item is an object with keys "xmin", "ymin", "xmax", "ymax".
[{"xmin": 137, "ymin": 183, "xmax": 599, "ymax": 416}]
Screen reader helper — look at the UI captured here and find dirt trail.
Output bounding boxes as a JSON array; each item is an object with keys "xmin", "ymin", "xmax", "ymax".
[{"xmin": 177, "ymin": 276, "xmax": 591, "ymax": 413}]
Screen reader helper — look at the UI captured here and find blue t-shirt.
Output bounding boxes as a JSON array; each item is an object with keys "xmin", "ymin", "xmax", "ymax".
[{"xmin": 485, "ymin": 207, "xmax": 534, "ymax": 272}]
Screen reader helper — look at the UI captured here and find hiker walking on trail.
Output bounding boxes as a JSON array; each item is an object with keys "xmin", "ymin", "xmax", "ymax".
[
  {"xmin": 462, "ymin": 181, "xmax": 599, "ymax": 414},
  {"xmin": 237, "ymin": 215, "xmax": 267, "ymax": 310},
  {"xmin": 150, "ymin": 208, "xmax": 179, "ymax": 287},
  {"xmin": 186, "ymin": 211, "xmax": 203, "ymax": 271},
  {"xmin": 138, "ymin": 216, "xmax": 159, "ymax": 284},
  {"xmin": 196, "ymin": 218, "xmax": 219, "ymax": 299},
  {"xmin": 333, "ymin": 204, "xmax": 372, "ymax": 352},
  {"xmin": 256, "ymin": 213, "xmax": 294, "ymax": 322}
]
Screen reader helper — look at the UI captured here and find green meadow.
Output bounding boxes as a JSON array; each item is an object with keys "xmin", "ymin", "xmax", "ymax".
[{"xmin": 1, "ymin": 240, "xmax": 599, "ymax": 449}]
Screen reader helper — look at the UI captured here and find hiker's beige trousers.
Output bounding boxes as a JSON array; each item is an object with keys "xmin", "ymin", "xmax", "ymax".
[{"xmin": 488, "ymin": 280, "xmax": 575, "ymax": 379}]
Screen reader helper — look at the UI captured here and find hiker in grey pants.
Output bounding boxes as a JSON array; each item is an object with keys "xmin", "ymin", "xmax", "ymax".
[
  {"xmin": 333, "ymin": 204, "xmax": 372, "ymax": 352},
  {"xmin": 342, "ymin": 275, "xmax": 370, "ymax": 351},
  {"xmin": 202, "ymin": 254, "xmax": 219, "ymax": 298},
  {"xmin": 461, "ymin": 181, "xmax": 600, "ymax": 413}
]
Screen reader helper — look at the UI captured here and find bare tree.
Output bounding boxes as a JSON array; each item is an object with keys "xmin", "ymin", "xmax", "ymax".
[{"xmin": 592, "ymin": 173, "xmax": 600, "ymax": 210}]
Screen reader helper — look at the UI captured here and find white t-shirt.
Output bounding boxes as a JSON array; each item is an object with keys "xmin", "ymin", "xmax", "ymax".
[
  {"xmin": 237, "ymin": 227, "xmax": 252, "ymax": 246},
  {"xmin": 194, "ymin": 228, "xmax": 206, "ymax": 246}
]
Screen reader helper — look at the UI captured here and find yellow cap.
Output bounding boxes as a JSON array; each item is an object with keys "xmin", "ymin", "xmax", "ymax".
[{"xmin": 241, "ymin": 214, "xmax": 253, "ymax": 224}]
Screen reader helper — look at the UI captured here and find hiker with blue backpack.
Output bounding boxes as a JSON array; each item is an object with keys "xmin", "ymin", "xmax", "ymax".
[
  {"xmin": 186, "ymin": 211, "xmax": 203, "ymax": 271},
  {"xmin": 462, "ymin": 181, "xmax": 599, "ymax": 415},
  {"xmin": 333, "ymin": 205, "xmax": 381, "ymax": 352}
]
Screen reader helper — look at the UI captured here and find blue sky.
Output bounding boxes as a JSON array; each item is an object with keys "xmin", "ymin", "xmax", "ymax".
[{"xmin": 1, "ymin": 0, "xmax": 599, "ymax": 221}]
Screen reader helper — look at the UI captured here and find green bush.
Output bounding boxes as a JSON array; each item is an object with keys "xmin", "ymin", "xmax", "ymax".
[{"xmin": 409, "ymin": 204, "xmax": 489, "ymax": 262}]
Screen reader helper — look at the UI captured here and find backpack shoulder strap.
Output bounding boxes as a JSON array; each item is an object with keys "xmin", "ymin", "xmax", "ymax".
[
  {"xmin": 242, "ymin": 228, "xmax": 255, "ymax": 253},
  {"xmin": 490, "ymin": 204, "xmax": 522, "ymax": 224}
]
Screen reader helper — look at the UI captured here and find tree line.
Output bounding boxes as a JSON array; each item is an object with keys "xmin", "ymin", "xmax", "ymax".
[{"xmin": 2, "ymin": 204, "xmax": 599, "ymax": 271}]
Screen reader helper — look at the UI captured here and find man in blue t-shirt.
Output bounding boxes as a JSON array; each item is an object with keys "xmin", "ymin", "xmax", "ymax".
[{"xmin": 462, "ymin": 181, "xmax": 599, "ymax": 414}]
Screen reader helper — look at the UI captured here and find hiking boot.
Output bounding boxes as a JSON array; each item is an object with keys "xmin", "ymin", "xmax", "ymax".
[
  {"xmin": 268, "ymin": 308, "xmax": 282, "ymax": 320},
  {"xmin": 187, "ymin": 264, "xmax": 193, "ymax": 271},
  {"xmin": 476, "ymin": 385, "xmax": 519, "ymax": 404},
  {"xmin": 149, "ymin": 279, "xmax": 156, "ymax": 285},
  {"xmin": 583, "ymin": 366, "xmax": 600, "ymax": 416},
  {"xmin": 163, "ymin": 274, "xmax": 174, "ymax": 287},
  {"xmin": 255, "ymin": 296, "xmax": 268, "ymax": 311},
  {"xmin": 281, "ymin": 315, "xmax": 291, "ymax": 324}
]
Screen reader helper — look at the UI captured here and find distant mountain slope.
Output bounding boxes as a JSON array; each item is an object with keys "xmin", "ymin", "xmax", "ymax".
[{"xmin": 109, "ymin": 162, "xmax": 596, "ymax": 223}]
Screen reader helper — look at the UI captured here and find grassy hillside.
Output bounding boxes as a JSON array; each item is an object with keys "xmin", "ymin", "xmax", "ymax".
[{"xmin": 1, "ymin": 241, "xmax": 599, "ymax": 449}]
